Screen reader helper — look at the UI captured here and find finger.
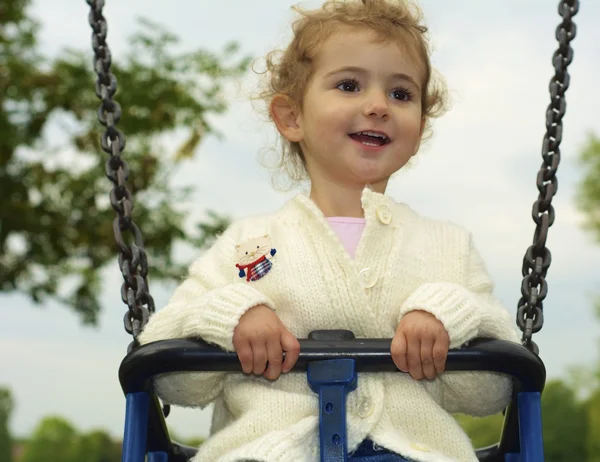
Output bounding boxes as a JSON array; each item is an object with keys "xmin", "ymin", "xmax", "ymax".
[
  {"xmin": 390, "ymin": 333, "xmax": 408, "ymax": 372},
  {"xmin": 420, "ymin": 335, "xmax": 436, "ymax": 380},
  {"xmin": 281, "ymin": 331, "xmax": 300, "ymax": 373},
  {"xmin": 263, "ymin": 336, "xmax": 284, "ymax": 380},
  {"xmin": 407, "ymin": 335, "xmax": 424, "ymax": 380},
  {"xmin": 433, "ymin": 335, "xmax": 449, "ymax": 374},
  {"xmin": 251, "ymin": 341, "xmax": 268, "ymax": 376},
  {"xmin": 234, "ymin": 338, "xmax": 253, "ymax": 374}
]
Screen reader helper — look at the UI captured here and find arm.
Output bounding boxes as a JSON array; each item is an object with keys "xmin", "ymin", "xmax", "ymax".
[
  {"xmin": 138, "ymin": 226, "xmax": 275, "ymax": 408},
  {"xmin": 397, "ymin": 235, "xmax": 520, "ymax": 416}
]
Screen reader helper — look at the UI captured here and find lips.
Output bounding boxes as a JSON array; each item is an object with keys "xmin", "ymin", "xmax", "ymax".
[{"xmin": 348, "ymin": 130, "xmax": 391, "ymax": 146}]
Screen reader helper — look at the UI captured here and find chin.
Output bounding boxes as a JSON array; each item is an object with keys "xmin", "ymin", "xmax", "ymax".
[
  {"xmin": 351, "ymin": 172, "xmax": 391, "ymax": 189},
  {"xmin": 353, "ymin": 155, "xmax": 397, "ymax": 173}
]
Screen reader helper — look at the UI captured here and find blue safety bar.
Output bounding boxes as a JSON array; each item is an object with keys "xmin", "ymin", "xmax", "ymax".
[{"xmin": 118, "ymin": 332, "xmax": 546, "ymax": 462}]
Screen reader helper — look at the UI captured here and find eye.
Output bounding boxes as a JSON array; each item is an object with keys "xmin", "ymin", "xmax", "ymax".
[
  {"xmin": 245, "ymin": 251, "xmax": 248, "ymax": 255},
  {"xmin": 336, "ymin": 79, "xmax": 360, "ymax": 93},
  {"xmin": 257, "ymin": 245, "xmax": 259, "ymax": 249},
  {"xmin": 390, "ymin": 87, "xmax": 413, "ymax": 101}
]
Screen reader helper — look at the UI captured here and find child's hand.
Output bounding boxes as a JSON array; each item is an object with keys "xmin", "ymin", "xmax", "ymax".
[
  {"xmin": 233, "ymin": 304, "xmax": 300, "ymax": 380},
  {"xmin": 391, "ymin": 310, "xmax": 450, "ymax": 380}
]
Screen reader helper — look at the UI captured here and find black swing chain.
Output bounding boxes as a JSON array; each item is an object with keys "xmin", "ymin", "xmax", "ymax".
[
  {"xmin": 517, "ymin": 0, "xmax": 579, "ymax": 353},
  {"xmin": 87, "ymin": 0, "xmax": 155, "ymax": 350}
]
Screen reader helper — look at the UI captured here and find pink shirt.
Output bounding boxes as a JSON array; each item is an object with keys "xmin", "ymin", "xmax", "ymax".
[{"xmin": 326, "ymin": 217, "xmax": 366, "ymax": 258}]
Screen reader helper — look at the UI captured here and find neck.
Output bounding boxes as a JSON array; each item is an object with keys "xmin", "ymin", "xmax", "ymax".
[{"xmin": 309, "ymin": 179, "xmax": 388, "ymax": 218}]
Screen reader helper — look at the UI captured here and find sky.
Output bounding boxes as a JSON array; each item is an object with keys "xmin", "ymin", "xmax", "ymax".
[{"xmin": 2, "ymin": 0, "xmax": 600, "ymax": 443}]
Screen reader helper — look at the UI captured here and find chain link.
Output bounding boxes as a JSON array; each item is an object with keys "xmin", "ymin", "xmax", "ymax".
[
  {"xmin": 87, "ymin": 0, "xmax": 155, "ymax": 351},
  {"xmin": 518, "ymin": 0, "xmax": 579, "ymax": 353}
]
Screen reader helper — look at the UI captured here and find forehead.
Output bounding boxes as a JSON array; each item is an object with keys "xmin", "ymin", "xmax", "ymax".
[{"xmin": 312, "ymin": 27, "xmax": 425, "ymax": 82}]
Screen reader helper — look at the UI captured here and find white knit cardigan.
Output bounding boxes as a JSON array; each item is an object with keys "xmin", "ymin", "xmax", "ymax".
[{"xmin": 138, "ymin": 188, "xmax": 520, "ymax": 462}]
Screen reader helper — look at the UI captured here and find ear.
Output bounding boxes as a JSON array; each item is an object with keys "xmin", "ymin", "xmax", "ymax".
[
  {"xmin": 270, "ymin": 94, "xmax": 303, "ymax": 143},
  {"xmin": 235, "ymin": 244, "xmax": 241, "ymax": 249}
]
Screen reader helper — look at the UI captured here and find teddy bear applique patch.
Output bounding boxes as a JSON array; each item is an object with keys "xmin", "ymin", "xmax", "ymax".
[{"xmin": 235, "ymin": 235, "xmax": 277, "ymax": 282}]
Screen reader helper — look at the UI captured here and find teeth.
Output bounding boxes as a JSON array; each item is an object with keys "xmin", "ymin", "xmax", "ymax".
[{"xmin": 357, "ymin": 131, "xmax": 388, "ymax": 140}]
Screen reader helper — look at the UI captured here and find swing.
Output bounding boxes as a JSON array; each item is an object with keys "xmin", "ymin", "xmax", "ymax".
[{"xmin": 85, "ymin": 1, "xmax": 579, "ymax": 461}]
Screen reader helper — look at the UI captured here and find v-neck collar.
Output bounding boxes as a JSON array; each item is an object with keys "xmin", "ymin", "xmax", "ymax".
[
  {"xmin": 292, "ymin": 187, "xmax": 401, "ymax": 265},
  {"xmin": 289, "ymin": 187, "xmax": 407, "ymax": 337}
]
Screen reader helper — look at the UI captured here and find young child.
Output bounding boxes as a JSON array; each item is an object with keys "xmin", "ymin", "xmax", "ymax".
[{"xmin": 139, "ymin": 1, "xmax": 520, "ymax": 461}]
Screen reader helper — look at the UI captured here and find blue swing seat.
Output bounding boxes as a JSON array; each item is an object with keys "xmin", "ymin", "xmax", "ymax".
[{"xmin": 118, "ymin": 331, "xmax": 545, "ymax": 462}]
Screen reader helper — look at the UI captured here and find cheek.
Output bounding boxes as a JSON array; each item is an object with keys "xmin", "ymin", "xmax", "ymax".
[
  {"xmin": 398, "ymin": 111, "xmax": 423, "ymax": 140},
  {"xmin": 306, "ymin": 98, "xmax": 349, "ymax": 139}
]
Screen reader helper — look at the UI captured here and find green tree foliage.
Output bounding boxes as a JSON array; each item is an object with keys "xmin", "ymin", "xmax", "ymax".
[
  {"xmin": 20, "ymin": 417, "xmax": 78, "ymax": 462},
  {"xmin": 455, "ymin": 379, "xmax": 593, "ymax": 460},
  {"xmin": 454, "ymin": 412, "xmax": 503, "ymax": 449},
  {"xmin": 577, "ymin": 134, "xmax": 600, "ymax": 242},
  {"xmin": 19, "ymin": 416, "xmax": 122, "ymax": 462},
  {"xmin": 576, "ymin": 134, "xmax": 600, "ymax": 459},
  {"xmin": 1, "ymin": 0, "xmax": 247, "ymax": 324},
  {"xmin": 586, "ymin": 389, "xmax": 600, "ymax": 462},
  {"xmin": 0, "ymin": 387, "xmax": 13, "ymax": 462},
  {"xmin": 541, "ymin": 381, "xmax": 588, "ymax": 462},
  {"xmin": 71, "ymin": 430, "xmax": 121, "ymax": 462}
]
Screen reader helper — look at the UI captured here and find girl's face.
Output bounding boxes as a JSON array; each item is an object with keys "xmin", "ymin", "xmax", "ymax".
[{"xmin": 296, "ymin": 28, "xmax": 425, "ymax": 192}]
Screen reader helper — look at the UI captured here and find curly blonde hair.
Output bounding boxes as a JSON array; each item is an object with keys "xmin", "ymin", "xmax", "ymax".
[{"xmin": 257, "ymin": 0, "xmax": 449, "ymax": 188}]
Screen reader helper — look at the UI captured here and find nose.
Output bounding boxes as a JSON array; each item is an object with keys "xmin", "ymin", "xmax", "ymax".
[{"xmin": 362, "ymin": 90, "xmax": 389, "ymax": 119}]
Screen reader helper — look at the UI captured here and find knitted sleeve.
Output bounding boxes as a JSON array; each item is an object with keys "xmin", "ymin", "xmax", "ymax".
[
  {"xmin": 398, "ymin": 234, "xmax": 520, "ymax": 416},
  {"xmin": 137, "ymin": 224, "xmax": 275, "ymax": 408}
]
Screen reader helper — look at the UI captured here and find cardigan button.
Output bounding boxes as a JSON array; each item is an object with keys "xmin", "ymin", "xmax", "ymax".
[
  {"xmin": 357, "ymin": 397, "xmax": 374, "ymax": 418},
  {"xmin": 376, "ymin": 205, "xmax": 392, "ymax": 224},
  {"xmin": 358, "ymin": 268, "xmax": 377, "ymax": 288}
]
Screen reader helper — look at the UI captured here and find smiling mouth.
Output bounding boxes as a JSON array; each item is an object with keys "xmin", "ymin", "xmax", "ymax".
[{"xmin": 348, "ymin": 131, "xmax": 391, "ymax": 147}]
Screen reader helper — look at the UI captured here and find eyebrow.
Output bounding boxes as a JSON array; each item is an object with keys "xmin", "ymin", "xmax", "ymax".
[{"xmin": 325, "ymin": 66, "xmax": 420, "ymax": 90}]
